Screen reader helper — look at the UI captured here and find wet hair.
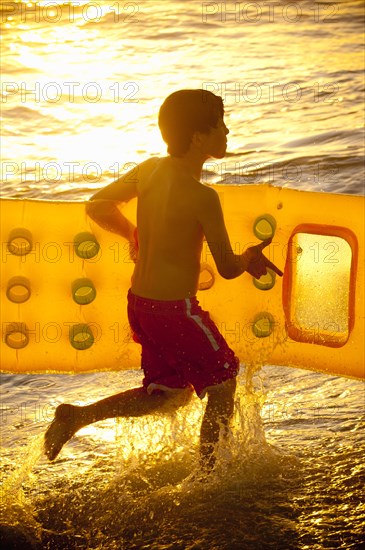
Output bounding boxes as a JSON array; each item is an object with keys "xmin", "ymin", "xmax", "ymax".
[{"xmin": 158, "ymin": 89, "xmax": 224, "ymax": 157}]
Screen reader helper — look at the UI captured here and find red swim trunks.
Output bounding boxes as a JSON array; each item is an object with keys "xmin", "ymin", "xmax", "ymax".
[{"xmin": 127, "ymin": 290, "xmax": 239, "ymax": 398}]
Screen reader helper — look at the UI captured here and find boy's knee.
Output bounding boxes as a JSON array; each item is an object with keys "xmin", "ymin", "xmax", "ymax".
[
  {"xmin": 224, "ymin": 377, "xmax": 237, "ymax": 395},
  {"xmin": 162, "ymin": 386, "xmax": 193, "ymax": 412},
  {"xmin": 206, "ymin": 377, "xmax": 237, "ymax": 399},
  {"xmin": 204, "ymin": 378, "xmax": 237, "ymax": 418}
]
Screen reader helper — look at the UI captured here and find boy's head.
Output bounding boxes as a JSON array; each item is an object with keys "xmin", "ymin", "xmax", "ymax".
[{"xmin": 158, "ymin": 89, "xmax": 224, "ymax": 157}]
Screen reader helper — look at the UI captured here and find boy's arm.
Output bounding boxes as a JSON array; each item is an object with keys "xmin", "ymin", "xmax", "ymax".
[
  {"xmin": 199, "ymin": 188, "xmax": 283, "ymax": 279},
  {"xmin": 86, "ymin": 200, "xmax": 135, "ymax": 240},
  {"xmin": 86, "ymin": 158, "xmax": 157, "ymax": 239}
]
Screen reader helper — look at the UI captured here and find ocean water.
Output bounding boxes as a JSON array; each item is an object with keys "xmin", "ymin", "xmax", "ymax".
[{"xmin": 0, "ymin": 1, "xmax": 364, "ymax": 549}]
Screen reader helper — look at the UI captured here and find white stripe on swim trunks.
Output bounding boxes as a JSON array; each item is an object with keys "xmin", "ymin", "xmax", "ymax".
[{"xmin": 185, "ymin": 299, "xmax": 220, "ymax": 351}]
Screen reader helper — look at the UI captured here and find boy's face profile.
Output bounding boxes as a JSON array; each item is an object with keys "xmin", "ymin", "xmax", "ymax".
[{"xmin": 195, "ymin": 116, "xmax": 229, "ymax": 160}]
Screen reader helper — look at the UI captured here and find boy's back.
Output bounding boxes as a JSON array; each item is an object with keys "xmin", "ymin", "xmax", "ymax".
[{"xmin": 132, "ymin": 156, "xmax": 208, "ymax": 300}]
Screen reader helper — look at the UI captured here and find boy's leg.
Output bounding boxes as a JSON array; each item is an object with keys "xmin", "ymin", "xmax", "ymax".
[
  {"xmin": 44, "ymin": 386, "xmax": 192, "ymax": 461},
  {"xmin": 199, "ymin": 377, "xmax": 237, "ymax": 471}
]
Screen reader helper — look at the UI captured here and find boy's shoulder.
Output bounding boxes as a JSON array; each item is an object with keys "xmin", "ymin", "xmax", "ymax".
[
  {"xmin": 137, "ymin": 156, "xmax": 161, "ymax": 175},
  {"xmin": 195, "ymin": 181, "xmax": 220, "ymax": 202}
]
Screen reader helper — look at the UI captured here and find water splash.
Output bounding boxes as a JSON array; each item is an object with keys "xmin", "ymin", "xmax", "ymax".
[
  {"xmin": 1, "ymin": 368, "xmax": 298, "ymax": 549},
  {"xmin": 0, "ymin": 434, "xmax": 44, "ymax": 546}
]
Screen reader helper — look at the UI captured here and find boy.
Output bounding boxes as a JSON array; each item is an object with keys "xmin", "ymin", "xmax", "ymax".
[{"xmin": 44, "ymin": 89, "xmax": 282, "ymax": 470}]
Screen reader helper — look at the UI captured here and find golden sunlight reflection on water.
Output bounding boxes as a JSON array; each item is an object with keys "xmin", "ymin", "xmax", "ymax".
[{"xmin": 3, "ymin": 0, "xmax": 363, "ymax": 193}]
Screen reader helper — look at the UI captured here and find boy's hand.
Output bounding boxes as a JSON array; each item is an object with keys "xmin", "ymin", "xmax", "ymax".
[{"xmin": 244, "ymin": 238, "xmax": 283, "ymax": 279}]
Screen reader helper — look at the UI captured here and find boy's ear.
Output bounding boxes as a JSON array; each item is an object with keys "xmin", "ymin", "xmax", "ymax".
[
  {"xmin": 190, "ymin": 132, "xmax": 199, "ymax": 146},
  {"xmin": 191, "ymin": 131, "xmax": 204, "ymax": 148}
]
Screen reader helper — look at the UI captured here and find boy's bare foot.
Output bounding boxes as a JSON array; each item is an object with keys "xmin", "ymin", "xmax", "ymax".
[{"xmin": 44, "ymin": 403, "xmax": 82, "ymax": 461}]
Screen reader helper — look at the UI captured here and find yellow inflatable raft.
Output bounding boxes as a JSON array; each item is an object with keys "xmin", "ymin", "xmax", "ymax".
[{"xmin": 1, "ymin": 185, "xmax": 364, "ymax": 379}]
